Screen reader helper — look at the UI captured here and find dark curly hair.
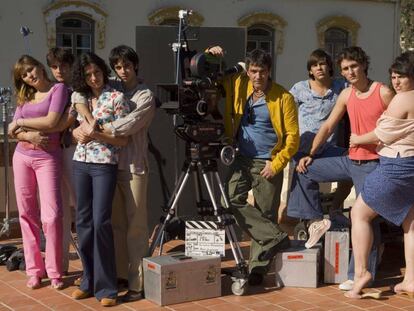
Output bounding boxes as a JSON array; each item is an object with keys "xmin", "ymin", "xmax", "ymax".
[
  {"xmin": 71, "ymin": 52, "xmax": 111, "ymax": 96},
  {"xmin": 389, "ymin": 51, "xmax": 414, "ymax": 79},
  {"xmin": 337, "ymin": 46, "xmax": 370, "ymax": 75}
]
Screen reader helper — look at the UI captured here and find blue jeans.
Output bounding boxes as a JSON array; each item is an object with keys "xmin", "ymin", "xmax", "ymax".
[
  {"xmin": 73, "ymin": 161, "xmax": 118, "ymax": 300},
  {"xmin": 287, "ymin": 145, "xmax": 380, "ymax": 280},
  {"xmin": 288, "ymin": 146, "xmax": 378, "ymax": 220}
]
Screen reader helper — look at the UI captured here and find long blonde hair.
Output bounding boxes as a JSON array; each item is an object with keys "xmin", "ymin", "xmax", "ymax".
[{"xmin": 13, "ymin": 55, "xmax": 50, "ymax": 105}]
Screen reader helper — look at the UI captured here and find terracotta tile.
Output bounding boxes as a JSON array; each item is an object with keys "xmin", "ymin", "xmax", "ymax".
[
  {"xmin": 381, "ymin": 296, "xmax": 414, "ymax": 308},
  {"xmin": 367, "ymin": 306, "xmax": 405, "ymax": 310},
  {"xmin": 330, "ymin": 307, "xmax": 363, "ymax": 311},
  {"xmin": 293, "ymin": 294, "xmax": 335, "ymax": 304},
  {"xmin": 13, "ymin": 304, "xmax": 51, "ymax": 311},
  {"xmin": 344, "ymin": 298, "xmax": 385, "ymax": 309},
  {"xmin": 48, "ymin": 305, "xmax": 91, "ymax": 311},
  {"xmin": 1, "ymin": 294, "xmax": 38, "ymax": 308},
  {"xmin": 206, "ymin": 302, "xmax": 249, "ymax": 311},
  {"xmin": 277, "ymin": 300, "xmax": 314, "ymax": 310},
  {"xmin": 194, "ymin": 297, "xmax": 227, "ymax": 306},
  {"xmin": 221, "ymin": 295, "xmax": 262, "ymax": 304},
  {"xmin": 260, "ymin": 293, "xmax": 297, "ymax": 304},
  {"xmin": 167, "ymin": 305, "xmax": 210, "ymax": 311},
  {"xmin": 247, "ymin": 304, "xmax": 287, "ymax": 311},
  {"xmin": 308, "ymin": 299, "xmax": 349, "ymax": 310},
  {"xmin": 123, "ymin": 298, "xmax": 159, "ymax": 309}
]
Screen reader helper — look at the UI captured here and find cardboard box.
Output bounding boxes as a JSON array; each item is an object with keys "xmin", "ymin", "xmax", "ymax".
[
  {"xmin": 274, "ymin": 240, "xmax": 321, "ymax": 288},
  {"xmin": 143, "ymin": 252, "xmax": 221, "ymax": 305},
  {"xmin": 324, "ymin": 229, "xmax": 349, "ymax": 284}
]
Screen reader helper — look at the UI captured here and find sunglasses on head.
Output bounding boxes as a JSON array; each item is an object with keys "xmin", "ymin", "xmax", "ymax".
[{"xmin": 247, "ymin": 104, "xmax": 255, "ymax": 124}]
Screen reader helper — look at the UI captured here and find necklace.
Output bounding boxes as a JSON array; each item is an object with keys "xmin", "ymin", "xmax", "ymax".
[
  {"xmin": 253, "ymin": 89, "xmax": 265, "ymax": 98},
  {"xmin": 355, "ymin": 79, "xmax": 373, "ymax": 95}
]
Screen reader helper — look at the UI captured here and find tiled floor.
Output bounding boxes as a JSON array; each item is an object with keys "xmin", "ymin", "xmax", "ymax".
[{"xmin": 0, "ymin": 227, "xmax": 413, "ymax": 310}]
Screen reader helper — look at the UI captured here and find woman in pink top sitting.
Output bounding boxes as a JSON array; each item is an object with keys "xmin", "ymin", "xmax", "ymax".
[
  {"xmin": 346, "ymin": 52, "xmax": 414, "ymax": 298},
  {"xmin": 8, "ymin": 55, "xmax": 68, "ymax": 290}
]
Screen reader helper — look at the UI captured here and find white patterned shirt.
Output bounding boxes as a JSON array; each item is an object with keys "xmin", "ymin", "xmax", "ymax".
[{"xmin": 72, "ymin": 86, "xmax": 130, "ymax": 164}]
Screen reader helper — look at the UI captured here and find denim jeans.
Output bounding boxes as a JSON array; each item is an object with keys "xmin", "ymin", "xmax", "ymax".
[
  {"xmin": 73, "ymin": 160, "xmax": 118, "ymax": 300},
  {"xmin": 288, "ymin": 146, "xmax": 378, "ymax": 220}
]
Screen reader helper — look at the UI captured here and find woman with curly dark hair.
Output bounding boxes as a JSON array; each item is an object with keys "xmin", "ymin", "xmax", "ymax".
[{"xmin": 69, "ymin": 52, "xmax": 129, "ymax": 307}]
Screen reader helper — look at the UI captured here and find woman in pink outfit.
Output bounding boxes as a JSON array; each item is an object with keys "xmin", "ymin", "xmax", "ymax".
[{"xmin": 9, "ymin": 55, "xmax": 68, "ymax": 290}]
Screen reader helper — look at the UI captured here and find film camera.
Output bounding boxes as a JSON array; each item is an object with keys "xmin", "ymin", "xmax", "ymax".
[{"xmin": 159, "ymin": 51, "xmax": 243, "ymax": 164}]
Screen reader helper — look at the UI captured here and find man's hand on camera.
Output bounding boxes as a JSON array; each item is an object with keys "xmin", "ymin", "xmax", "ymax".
[
  {"xmin": 207, "ymin": 46, "xmax": 224, "ymax": 57},
  {"xmin": 296, "ymin": 156, "xmax": 313, "ymax": 174},
  {"xmin": 260, "ymin": 160, "xmax": 275, "ymax": 179}
]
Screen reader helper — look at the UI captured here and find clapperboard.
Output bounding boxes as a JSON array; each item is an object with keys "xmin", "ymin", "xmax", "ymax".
[{"xmin": 185, "ymin": 221, "xmax": 225, "ymax": 257}]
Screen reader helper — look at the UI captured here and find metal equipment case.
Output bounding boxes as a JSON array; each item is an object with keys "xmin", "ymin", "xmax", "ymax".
[
  {"xmin": 274, "ymin": 241, "xmax": 321, "ymax": 288},
  {"xmin": 143, "ymin": 252, "xmax": 221, "ymax": 305},
  {"xmin": 324, "ymin": 229, "xmax": 349, "ymax": 284}
]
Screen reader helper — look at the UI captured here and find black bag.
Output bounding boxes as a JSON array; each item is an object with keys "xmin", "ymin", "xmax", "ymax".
[
  {"xmin": 6, "ymin": 249, "xmax": 25, "ymax": 272},
  {"xmin": 0, "ymin": 244, "xmax": 18, "ymax": 265}
]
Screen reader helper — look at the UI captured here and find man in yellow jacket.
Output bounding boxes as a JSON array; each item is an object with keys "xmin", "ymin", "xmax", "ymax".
[{"xmin": 208, "ymin": 46, "xmax": 299, "ymax": 285}]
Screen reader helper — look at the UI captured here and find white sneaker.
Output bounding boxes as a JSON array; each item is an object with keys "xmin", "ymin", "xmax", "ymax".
[
  {"xmin": 305, "ymin": 219, "xmax": 331, "ymax": 249},
  {"xmin": 339, "ymin": 279, "xmax": 354, "ymax": 291}
]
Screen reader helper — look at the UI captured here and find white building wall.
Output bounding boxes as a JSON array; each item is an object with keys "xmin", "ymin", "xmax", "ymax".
[{"xmin": 0, "ymin": 0, "xmax": 400, "ymax": 89}]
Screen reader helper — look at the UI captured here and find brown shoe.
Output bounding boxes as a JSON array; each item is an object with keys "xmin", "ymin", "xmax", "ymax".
[
  {"xmin": 101, "ymin": 297, "xmax": 117, "ymax": 307},
  {"xmin": 71, "ymin": 289, "xmax": 91, "ymax": 300},
  {"xmin": 74, "ymin": 276, "xmax": 82, "ymax": 287}
]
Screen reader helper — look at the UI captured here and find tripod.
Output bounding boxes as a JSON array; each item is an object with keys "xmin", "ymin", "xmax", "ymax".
[
  {"xmin": 149, "ymin": 142, "xmax": 249, "ymax": 295},
  {"xmin": 0, "ymin": 87, "xmax": 19, "ymax": 237}
]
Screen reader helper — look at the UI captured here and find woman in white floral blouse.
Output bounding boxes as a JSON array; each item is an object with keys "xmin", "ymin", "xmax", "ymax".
[{"xmin": 69, "ymin": 52, "xmax": 129, "ymax": 307}]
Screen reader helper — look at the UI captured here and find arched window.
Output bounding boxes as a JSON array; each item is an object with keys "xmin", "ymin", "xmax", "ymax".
[
  {"xmin": 324, "ymin": 27, "xmax": 350, "ymax": 61},
  {"xmin": 247, "ymin": 24, "xmax": 274, "ymax": 55},
  {"xmin": 56, "ymin": 14, "xmax": 94, "ymax": 55},
  {"xmin": 43, "ymin": 0, "xmax": 107, "ymax": 50}
]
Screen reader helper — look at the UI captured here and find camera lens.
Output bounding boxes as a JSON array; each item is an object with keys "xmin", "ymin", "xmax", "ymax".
[{"xmin": 196, "ymin": 100, "xmax": 208, "ymax": 116}]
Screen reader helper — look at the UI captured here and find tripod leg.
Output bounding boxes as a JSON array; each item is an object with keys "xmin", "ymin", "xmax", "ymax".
[
  {"xmin": 149, "ymin": 163, "xmax": 194, "ymax": 255},
  {"xmin": 201, "ymin": 170, "xmax": 249, "ymax": 295},
  {"xmin": 70, "ymin": 231, "xmax": 81, "ymax": 259}
]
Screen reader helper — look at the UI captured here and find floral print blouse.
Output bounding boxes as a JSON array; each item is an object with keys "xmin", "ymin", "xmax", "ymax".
[{"xmin": 72, "ymin": 85, "xmax": 130, "ymax": 164}]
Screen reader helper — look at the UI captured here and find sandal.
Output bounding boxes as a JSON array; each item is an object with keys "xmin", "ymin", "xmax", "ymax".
[
  {"xmin": 51, "ymin": 278, "xmax": 64, "ymax": 290},
  {"xmin": 26, "ymin": 276, "xmax": 41, "ymax": 289}
]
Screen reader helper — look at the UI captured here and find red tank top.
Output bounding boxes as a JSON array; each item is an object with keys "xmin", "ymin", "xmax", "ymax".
[{"xmin": 347, "ymin": 82, "xmax": 386, "ymax": 160}]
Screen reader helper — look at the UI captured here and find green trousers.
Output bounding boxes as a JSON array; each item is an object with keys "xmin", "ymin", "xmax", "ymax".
[{"xmin": 225, "ymin": 155, "xmax": 287, "ymax": 273}]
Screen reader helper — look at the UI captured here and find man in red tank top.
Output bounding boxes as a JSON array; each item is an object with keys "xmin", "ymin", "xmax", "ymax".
[{"xmin": 288, "ymin": 46, "xmax": 394, "ymax": 288}]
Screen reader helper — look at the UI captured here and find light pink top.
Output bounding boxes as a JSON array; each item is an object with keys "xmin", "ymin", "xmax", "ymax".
[{"xmin": 375, "ymin": 114, "xmax": 414, "ymax": 158}]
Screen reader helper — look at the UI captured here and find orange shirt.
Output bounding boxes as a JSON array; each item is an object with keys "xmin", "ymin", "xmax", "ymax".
[{"xmin": 347, "ymin": 82, "xmax": 386, "ymax": 160}]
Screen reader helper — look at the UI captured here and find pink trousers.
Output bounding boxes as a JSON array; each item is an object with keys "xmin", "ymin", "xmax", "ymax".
[{"xmin": 12, "ymin": 150, "xmax": 63, "ymax": 278}]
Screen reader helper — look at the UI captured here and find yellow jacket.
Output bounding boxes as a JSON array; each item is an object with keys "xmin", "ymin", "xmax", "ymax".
[{"xmin": 222, "ymin": 74, "xmax": 299, "ymax": 175}]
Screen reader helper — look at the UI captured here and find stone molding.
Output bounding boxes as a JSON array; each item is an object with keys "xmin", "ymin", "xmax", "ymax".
[
  {"xmin": 43, "ymin": 0, "xmax": 107, "ymax": 49},
  {"xmin": 148, "ymin": 6, "xmax": 204, "ymax": 26},
  {"xmin": 237, "ymin": 12, "xmax": 287, "ymax": 54},
  {"xmin": 317, "ymin": 15, "xmax": 360, "ymax": 47}
]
